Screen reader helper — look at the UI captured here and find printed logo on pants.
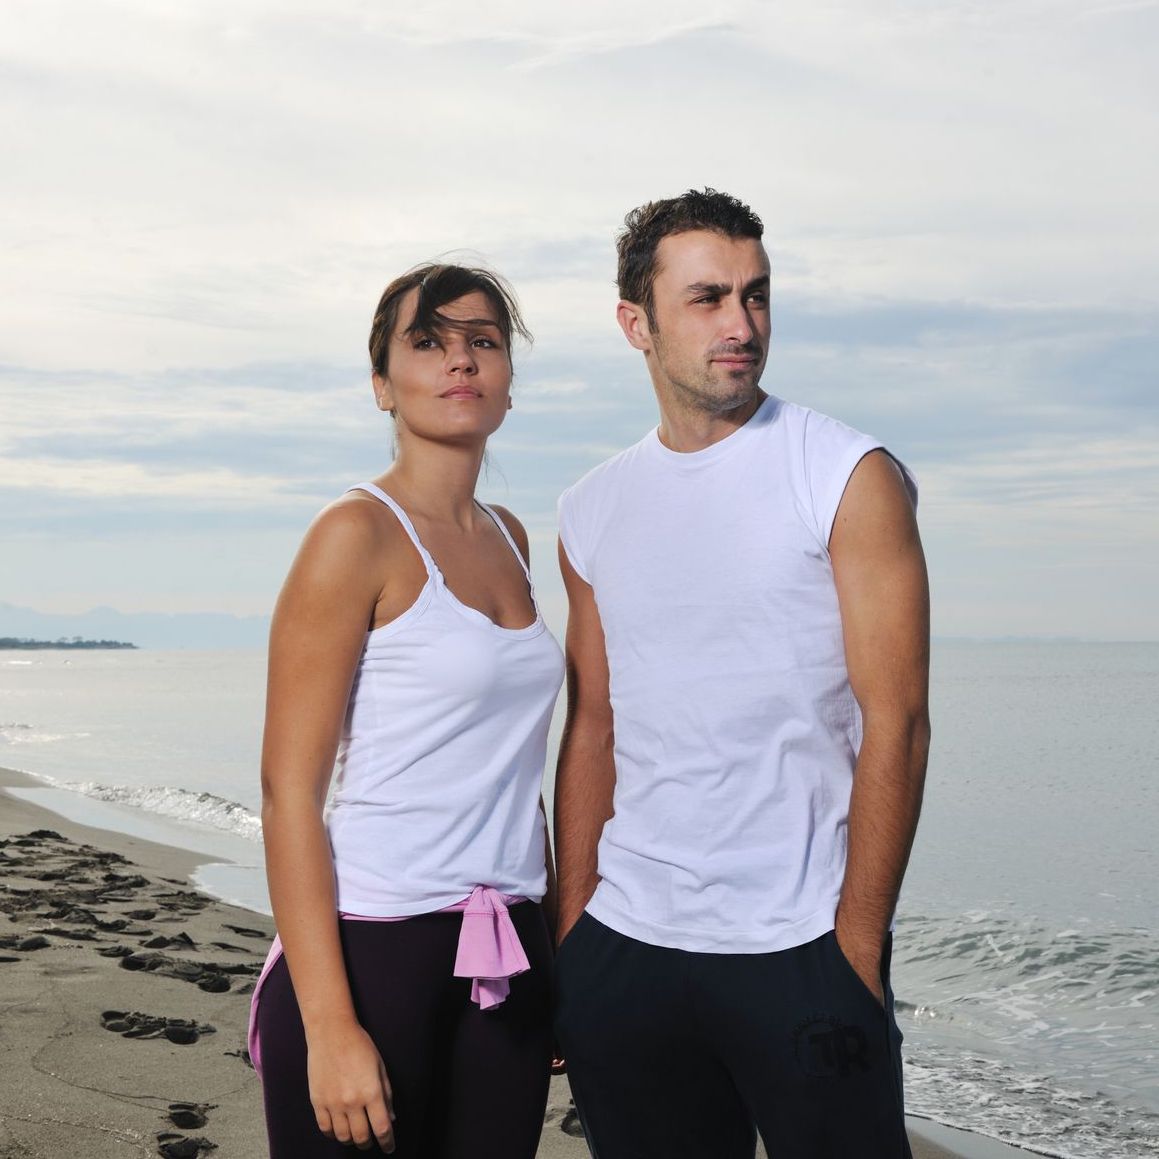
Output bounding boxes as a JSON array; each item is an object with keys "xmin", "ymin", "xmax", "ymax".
[{"xmin": 792, "ymin": 1014, "xmax": 872, "ymax": 1079}]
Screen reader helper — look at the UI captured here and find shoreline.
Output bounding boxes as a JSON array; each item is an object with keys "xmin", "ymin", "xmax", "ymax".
[
  {"xmin": 1, "ymin": 764, "xmax": 270, "ymax": 914},
  {"xmin": 0, "ymin": 765, "xmax": 273, "ymax": 1157},
  {"xmin": 0, "ymin": 766, "xmax": 1034, "ymax": 1158}
]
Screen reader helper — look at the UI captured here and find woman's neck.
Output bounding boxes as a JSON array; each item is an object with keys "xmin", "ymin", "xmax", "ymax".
[{"xmin": 377, "ymin": 438, "xmax": 487, "ymax": 529}]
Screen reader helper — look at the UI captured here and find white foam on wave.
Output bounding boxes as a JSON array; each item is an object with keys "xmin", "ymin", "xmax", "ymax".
[
  {"xmin": 0, "ymin": 725, "xmax": 87, "ymax": 746},
  {"xmin": 903, "ymin": 1044, "xmax": 1159, "ymax": 1159},
  {"xmin": 63, "ymin": 779, "xmax": 263, "ymax": 842},
  {"xmin": 898, "ymin": 911, "xmax": 1159, "ymax": 1156}
]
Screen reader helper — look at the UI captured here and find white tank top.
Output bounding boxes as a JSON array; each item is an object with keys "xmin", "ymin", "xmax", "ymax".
[{"xmin": 325, "ymin": 482, "xmax": 564, "ymax": 916}]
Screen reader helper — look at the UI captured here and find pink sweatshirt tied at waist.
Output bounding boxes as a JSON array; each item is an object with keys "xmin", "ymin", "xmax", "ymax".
[{"xmin": 451, "ymin": 886, "xmax": 531, "ymax": 1008}]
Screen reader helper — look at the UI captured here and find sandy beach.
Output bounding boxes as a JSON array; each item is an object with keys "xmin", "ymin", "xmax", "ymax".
[{"xmin": 1, "ymin": 764, "xmax": 1023, "ymax": 1158}]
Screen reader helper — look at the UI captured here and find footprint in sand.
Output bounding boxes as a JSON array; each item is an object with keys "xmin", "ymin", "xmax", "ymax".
[
  {"xmin": 116, "ymin": 948, "xmax": 260, "ymax": 992},
  {"xmin": 33, "ymin": 925, "xmax": 100, "ymax": 941},
  {"xmin": 167, "ymin": 1102, "xmax": 216, "ymax": 1130},
  {"xmin": 222, "ymin": 923, "xmax": 268, "ymax": 939},
  {"xmin": 142, "ymin": 932, "xmax": 197, "ymax": 950},
  {"xmin": 100, "ymin": 1010, "xmax": 216, "ymax": 1044},
  {"xmin": 0, "ymin": 934, "xmax": 52, "ymax": 952},
  {"xmin": 560, "ymin": 1102, "xmax": 586, "ymax": 1138},
  {"xmin": 156, "ymin": 1132, "xmax": 217, "ymax": 1157}
]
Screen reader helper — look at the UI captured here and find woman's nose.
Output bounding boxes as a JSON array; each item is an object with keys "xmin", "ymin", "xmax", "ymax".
[{"xmin": 446, "ymin": 340, "xmax": 477, "ymax": 373}]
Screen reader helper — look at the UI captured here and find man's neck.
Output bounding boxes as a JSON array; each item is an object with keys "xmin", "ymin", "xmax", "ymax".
[{"xmin": 654, "ymin": 389, "xmax": 767, "ymax": 454}]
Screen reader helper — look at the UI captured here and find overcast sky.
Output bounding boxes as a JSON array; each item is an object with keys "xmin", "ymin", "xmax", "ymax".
[{"xmin": 3, "ymin": 0, "xmax": 1157, "ymax": 641}]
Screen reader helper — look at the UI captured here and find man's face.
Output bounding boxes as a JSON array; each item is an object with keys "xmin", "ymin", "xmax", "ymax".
[{"xmin": 641, "ymin": 230, "xmax": 772, "ymax": 415}]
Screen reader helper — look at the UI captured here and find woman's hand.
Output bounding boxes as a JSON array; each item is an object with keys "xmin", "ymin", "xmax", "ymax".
[{"xmin": 307, "ymin": 1022, "xmax": 396, "ymax": 1153}]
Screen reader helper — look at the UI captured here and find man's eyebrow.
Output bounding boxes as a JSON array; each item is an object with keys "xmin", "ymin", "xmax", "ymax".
[
  {"xmin": 685, "ymin": 276, "xmax": 770, "ymax": 297},
  {"xmin": 685, "ymin": 281, "xmax": 732, "ymax": 297}
]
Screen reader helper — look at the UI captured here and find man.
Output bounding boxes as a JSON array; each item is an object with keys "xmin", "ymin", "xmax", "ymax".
[{"xmin": 553, "ymin": 189, "xmax": 930, "ymax": 1158}]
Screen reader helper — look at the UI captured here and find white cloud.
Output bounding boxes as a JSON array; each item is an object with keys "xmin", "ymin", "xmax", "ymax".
[
  {"xmin": 1, "ymin": 0, "xmax": 1156, "ymax": 635},
  {"xmin": 0, "ymin": 456, "xmax": 293, "ymax": 504}
]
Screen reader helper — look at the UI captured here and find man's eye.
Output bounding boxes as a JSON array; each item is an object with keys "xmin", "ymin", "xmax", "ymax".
[
  {"xmin": 747, "ymin": 293, "xmax": 769, "ymax": 306},
  {"xmin": 694, "ymin": 296, "xmax": 719, "ymax": 306}
]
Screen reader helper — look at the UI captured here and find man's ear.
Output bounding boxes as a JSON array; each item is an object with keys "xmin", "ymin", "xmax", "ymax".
[
  {"xmin": 372, "ymin": 371, "xmax": 395, "ymax": 414},
  {"xmin": 616, "ymin": 300, "xmax": 653, "ymax": 353}
]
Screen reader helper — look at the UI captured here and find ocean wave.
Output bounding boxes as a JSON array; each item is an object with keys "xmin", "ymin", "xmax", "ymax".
[
  {"xmin": 0, "ymin": 723, "xmax": 87, "ymax": 746},
  {"xmin": 905, "ymin": 1042, "xmax": 1159, "ymax": 1158},
  {"xmin": 64, "ymin": 780, "xmax": 263, "ymax": 842},
  {"xmin": 898, "ymin": 911, "xmax": 1159, "ymax": 1010},
  {"xmin": 897, "ymin": 912, "xmax": 1159, "ymax": 1156}
]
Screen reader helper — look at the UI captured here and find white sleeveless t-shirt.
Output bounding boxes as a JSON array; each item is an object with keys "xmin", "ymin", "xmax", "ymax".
[
  {"xmin": 325, "ymin": 483, "xmax": 564, "ymax": 916},
  {"xmin": 558, "ymin": 396, "xmax": 917, "ymax": 954}
]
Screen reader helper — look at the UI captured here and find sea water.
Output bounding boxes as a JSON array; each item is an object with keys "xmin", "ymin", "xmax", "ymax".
[
  {"xmin": 1, "ymin": 642, "xmax": 1157, "ymax": 1156},
  {"xmin": 898, "ymin": 641, "xmax": 1159, "ymax": 1157}
]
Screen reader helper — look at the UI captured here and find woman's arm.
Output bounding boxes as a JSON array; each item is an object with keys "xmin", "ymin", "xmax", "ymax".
[{"xmin": 261, "ymin": 499, "xmax": 396, "ymax": 1153}]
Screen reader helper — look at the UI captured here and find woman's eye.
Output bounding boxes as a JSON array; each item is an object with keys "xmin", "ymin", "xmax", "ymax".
[
  {"xmin": 472, "ymin": 336, "xmax": 497, "ymax": 348},
  {"xmin": 413, "ymin": 336, "xmax": 438, "ymax": 350}
]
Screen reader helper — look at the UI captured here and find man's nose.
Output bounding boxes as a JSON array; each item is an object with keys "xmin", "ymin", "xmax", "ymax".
[{"xmin": 722, "ymin": 298, "xmax": 756, "ymax": 345}]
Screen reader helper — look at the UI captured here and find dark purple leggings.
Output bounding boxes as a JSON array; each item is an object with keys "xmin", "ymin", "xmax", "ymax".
[{"xmin": 255, "ymin": 903, "xmax": 553, "ymax": 1158}]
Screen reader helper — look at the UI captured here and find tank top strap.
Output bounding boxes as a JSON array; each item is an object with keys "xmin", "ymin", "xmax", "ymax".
[
  {"xmin": 478, "ymin": 502, "xmax": 532, "ymax": 580},
  {"xmin": 346, "ymin": 482, "xmax": 437, "ymax": 577}
]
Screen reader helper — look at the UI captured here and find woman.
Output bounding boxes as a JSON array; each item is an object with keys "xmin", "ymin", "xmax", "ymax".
[{"xmin": 249, "ymin": 264, "xmax": 563, "ymax": 1157}]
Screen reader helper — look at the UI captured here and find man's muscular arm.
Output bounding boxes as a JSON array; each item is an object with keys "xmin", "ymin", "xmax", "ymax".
[
  {"xmin": 830, "ymin": 450, "xmax": 931, "ymax": 1003},
  {"xmin": 553, "ymin": 540, "xmax": 616, "ymax": 946}
]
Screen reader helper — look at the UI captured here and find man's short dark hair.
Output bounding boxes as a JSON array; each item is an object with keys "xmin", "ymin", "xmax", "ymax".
[{"xmin": 617, "ymin": 189, "xmax": 764, "ymax": 325}]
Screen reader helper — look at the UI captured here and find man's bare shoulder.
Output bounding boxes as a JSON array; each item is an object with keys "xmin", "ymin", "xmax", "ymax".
[{"xmin": 840, "ymin": 450, "xmax": 919, "ymax": 526}]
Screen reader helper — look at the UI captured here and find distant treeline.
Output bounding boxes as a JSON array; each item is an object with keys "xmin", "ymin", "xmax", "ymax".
[{"xmin": 0, "ymin": 637, "xmax": 137, "ymax": 650}]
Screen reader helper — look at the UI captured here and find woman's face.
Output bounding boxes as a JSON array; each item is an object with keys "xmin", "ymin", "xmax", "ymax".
[{"xmin": 374, "ymin": 288, "xmax": 513, "ymax": 446}]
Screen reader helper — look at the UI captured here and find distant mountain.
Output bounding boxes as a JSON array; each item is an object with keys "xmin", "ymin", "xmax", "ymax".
[
  {"xmin": 0, "ymin": 603, "xmax": 270, "ymax": 650},
  {"xmin": 0, "ymin": 636, "xmax": 137, "ymax": 650}
]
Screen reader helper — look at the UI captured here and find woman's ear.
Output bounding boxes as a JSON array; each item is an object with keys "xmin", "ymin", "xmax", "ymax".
[{"xmin": 372, "ymin": 371, "xmax": 395, "ymax": 415}]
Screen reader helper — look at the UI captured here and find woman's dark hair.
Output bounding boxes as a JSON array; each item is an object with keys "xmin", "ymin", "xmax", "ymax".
[
  {"xmin": 368, "ymin": 263, "xmax": 531, "ymax": 377},
  {"xmin": 616, "ymin": 188, "xmax": 764, "ymax": 326}
]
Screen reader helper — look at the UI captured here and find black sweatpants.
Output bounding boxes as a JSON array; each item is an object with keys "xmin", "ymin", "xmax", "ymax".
[
  {"xmin": 256, "ymin": 903, "xmax": 553, "ymax": 1159},
  {"xmin": 555, "ymin": 914, "xmax": 911, "ymax": 1159}
]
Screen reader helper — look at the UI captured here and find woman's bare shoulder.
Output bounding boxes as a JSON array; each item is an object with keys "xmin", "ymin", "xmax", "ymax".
[
  {"xmin": 485, "ymin": 503, "xmax": 530, "ymax": 564},
  {"xmin": 305, "ymin": 490, "xmax": 409, "ymax": 560}
]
